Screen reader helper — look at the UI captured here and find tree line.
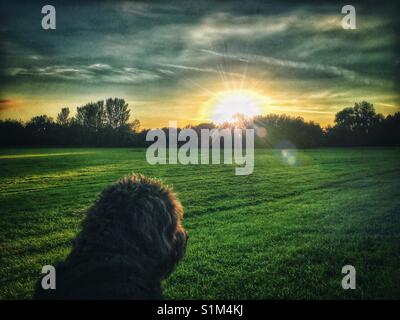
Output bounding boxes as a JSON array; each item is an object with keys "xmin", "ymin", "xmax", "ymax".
[
  {"xmin": 0, "ymin": 98, "xmax": 140, "ymax": 147},
  {"xmin": 0, "ymin": 99, "xmax": 399, "ymax": 148}
]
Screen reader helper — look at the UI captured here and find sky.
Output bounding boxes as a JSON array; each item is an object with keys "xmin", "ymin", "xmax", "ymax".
[{"xmin": 0, "ymin": 0, "xmax": 399, "ymax": 128}]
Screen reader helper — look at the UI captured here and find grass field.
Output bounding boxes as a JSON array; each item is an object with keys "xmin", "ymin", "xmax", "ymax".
[{"xmin": 0, "ymin": 147, "xmax": 399, "ymax": 299}]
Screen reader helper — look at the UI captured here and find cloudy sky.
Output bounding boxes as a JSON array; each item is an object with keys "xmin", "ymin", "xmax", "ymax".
[{"xmin": 0, "ymin": 0, "xmax": 399, "ymax": 128}]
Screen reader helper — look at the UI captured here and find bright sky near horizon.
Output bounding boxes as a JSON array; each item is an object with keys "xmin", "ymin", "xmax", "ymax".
[{"xmin": 0, "ymin": 0, "xmax": 399, "ymax": 128}]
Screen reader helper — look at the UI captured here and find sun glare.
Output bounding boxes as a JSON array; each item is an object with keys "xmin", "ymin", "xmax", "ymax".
[{"xmin": 211, "ymin": 91, "xmax": 263, "ymax": 125}]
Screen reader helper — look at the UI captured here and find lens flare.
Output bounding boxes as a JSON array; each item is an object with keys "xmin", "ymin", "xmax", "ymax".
[
  {"xmin": 274, "ymin": 140, "xmax": 298, "ymax": 166},
  {"xmin": 255, "ymin": 126, "xmax": 267, "ymax": 138}
]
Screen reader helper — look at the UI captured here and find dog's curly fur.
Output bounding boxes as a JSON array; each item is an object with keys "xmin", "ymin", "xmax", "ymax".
[{"xmin": 34, "ymin": 174, "xmax": 188, "ymax": 299}]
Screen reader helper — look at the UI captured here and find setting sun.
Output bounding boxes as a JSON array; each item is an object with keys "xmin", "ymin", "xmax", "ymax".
[{"xmin": 211, "ymin": 91, "xmax": 265, "ymax": 124}]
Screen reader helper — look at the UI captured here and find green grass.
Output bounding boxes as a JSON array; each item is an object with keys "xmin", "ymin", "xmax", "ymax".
[{"xmin": 0, "ymin": 147, "xmax": 399, "ymax": 299}]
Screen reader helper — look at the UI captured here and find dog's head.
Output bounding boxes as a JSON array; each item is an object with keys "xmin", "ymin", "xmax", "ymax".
[{"xmin": 79, "ymin": 174, "xmax": 188, "ymax": 279}]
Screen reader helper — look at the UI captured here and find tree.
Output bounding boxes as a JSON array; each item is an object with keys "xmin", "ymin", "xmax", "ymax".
[
  {"xmin": 0, "ymin": 119, "xmax": 25, "ymax": 146},
  {"xmin": 250, "ymin": 114, "xmax": 324, "ymax": 148},
  {"xmin": 329, "ymin": 101, "xmax": 387, "ymax": 146},
  {"xmin": 26, "ymin": 115, "xmax": 54, "ymax": 133},
  {"xmin": 335, "ymin": 107, "xmax": 356, "ymax": 130},
  {"xmin": 105, "ymin": 98, "xmax": 130, "ymax": 129},
  {"xmin": 57, "ymin": 107, "xmax": 70, "ymax": 126},
  {"xmin": 75, "ymin": 101, "xmax": 105, "ymax": 130},
  {"xmin": 128, "ymin": 119, "xmax": 140, "ymax": 132},
  {"xmin": 25, "ymin": 115, "xmax": 55, "ymax": 145},
  {"xmin": 334, "ymin": 101, "xmax": 381, "ymax": 133},
  {"xmin": 353, "ymin": 101, "xmax": 380, "ymax": 134}
]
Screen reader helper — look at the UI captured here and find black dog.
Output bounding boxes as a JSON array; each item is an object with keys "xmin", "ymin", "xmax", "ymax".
[{"xmin": 34, "ymin": 174, "xmax": 188, "ymax": 299}]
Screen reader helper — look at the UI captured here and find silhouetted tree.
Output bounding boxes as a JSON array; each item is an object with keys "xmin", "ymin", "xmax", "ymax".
[
  {"xmin": 353, "ymin": 101, "xmax": 381, "ymax": 134},
  {"xmin": 26, "ymin": 115, "xmax": 54, "ymax": 133},
  {"xmin": 327, "ymin": 101, "xmax": 387, "ymax": 146},
  {"xmin": 105, "ymin": 98, "xmax": 130, "ymax": 129},
  {"xmin": 0, "ymin": 119, "xmax": 25, "ymax": 146},
  {"xmin": 382, "ymin": 112, "xmax": 400, "ymax": 145},
  {"xmin": 335, "ymin": 107, "xmax": 356, "ymax": 131},
  {"xmin": 25, "ymin": 115, "xmax": 55, "ymax": 145},
  {"xmin": 57, "ymin": 107, "xmax": 70, "ymax": 126},
  {"xmin": 75, "ymin": 101, "xmax": 106, "ymax": 130},
  {"xmin": 251, "ymin": 114, "xmax": 324, "ymax": 148}
]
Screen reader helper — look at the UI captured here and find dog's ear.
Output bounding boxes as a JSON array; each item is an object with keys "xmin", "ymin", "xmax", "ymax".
[
  {"xmin": 172, "ymin": 227, "xmax": 188, "ymax": 265},
  {"xmin": 128, "ymin": 178, "xmax": 187, "ymax": 277}
]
